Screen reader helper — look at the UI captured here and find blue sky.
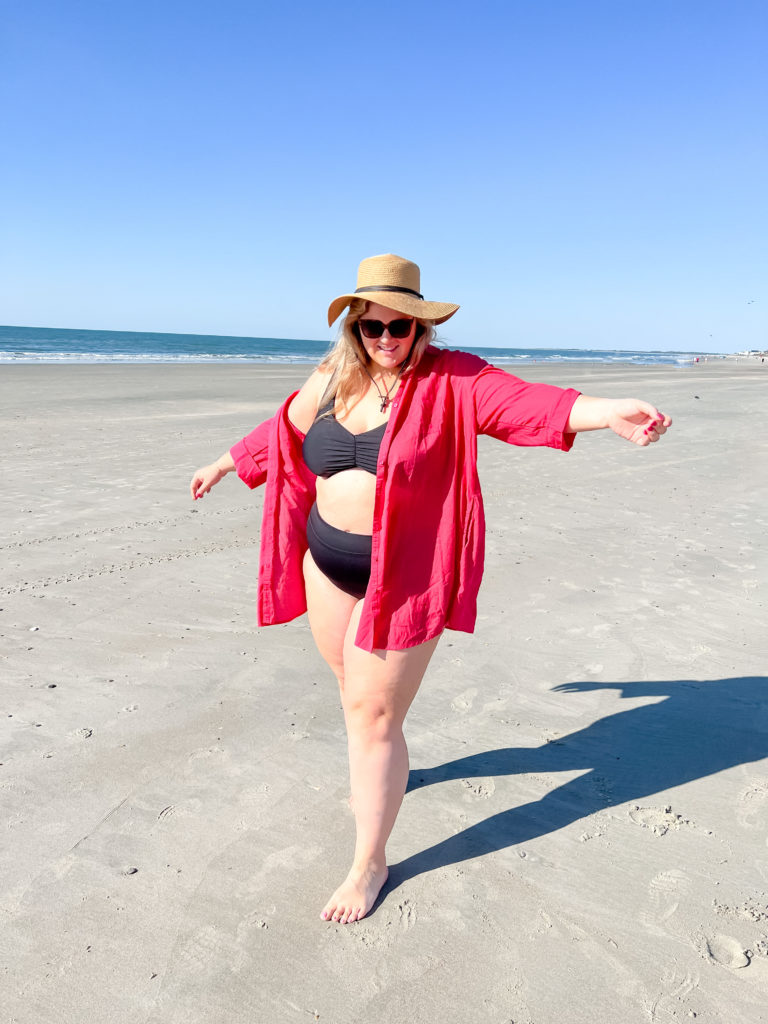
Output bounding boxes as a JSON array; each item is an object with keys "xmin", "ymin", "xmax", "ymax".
[{"xmin": 1, "ymin": 0, "xmax": 765, "ymax": 351}]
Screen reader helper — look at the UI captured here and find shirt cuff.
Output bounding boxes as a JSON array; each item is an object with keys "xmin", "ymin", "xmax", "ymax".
[{"xmin": 230, "ymin": 437, "xmax": 267, "ymax": 489}]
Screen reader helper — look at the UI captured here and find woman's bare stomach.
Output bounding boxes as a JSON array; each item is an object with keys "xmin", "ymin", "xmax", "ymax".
[{"xmin": 315, "ymin": 471, "xmax": 376, "ymax": 535}]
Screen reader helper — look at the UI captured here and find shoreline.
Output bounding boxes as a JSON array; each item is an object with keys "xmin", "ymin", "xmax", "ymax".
[
  {"xmin": 1, "ymin": 353, "xmax": 755, "ymax": 369},
  {"xmin": 2, "ymin": 356, "xmax": 766, "ymax": 376}
]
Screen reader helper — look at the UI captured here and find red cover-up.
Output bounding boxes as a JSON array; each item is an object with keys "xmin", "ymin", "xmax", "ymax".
[{"xmin": 230, "ymin": 347, "xmax": 580, "ymax": 652}]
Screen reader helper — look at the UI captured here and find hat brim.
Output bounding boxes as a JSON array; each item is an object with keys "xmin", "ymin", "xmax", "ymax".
[{"xmin": 328, "ymin": 292, "xmax": 459, "ymax": 327}]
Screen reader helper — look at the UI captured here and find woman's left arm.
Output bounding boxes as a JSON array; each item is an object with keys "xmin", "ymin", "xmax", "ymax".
[{"xmin": 566, "ymin": 396, "xmax": 672, "ymax": 446}]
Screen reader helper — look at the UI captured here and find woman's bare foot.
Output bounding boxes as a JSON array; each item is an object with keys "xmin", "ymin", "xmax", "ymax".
[{"xmin": 320, "ymin": 861, "xmax": 389, "ymax": 924}]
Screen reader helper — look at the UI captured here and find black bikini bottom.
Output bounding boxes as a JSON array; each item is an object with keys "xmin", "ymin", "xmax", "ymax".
[{"xmin": 306, "ymin": 503, "xmax": 372, "ymax": 599}]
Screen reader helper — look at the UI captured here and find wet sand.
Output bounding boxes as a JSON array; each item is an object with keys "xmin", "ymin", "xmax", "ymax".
[{"xmin": 2, "ymin": 359, "xmax": 767, "ymax": 1023}]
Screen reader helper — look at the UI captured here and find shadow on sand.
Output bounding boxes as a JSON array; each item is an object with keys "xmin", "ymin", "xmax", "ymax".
[{"xmin": 381, "ymin": 675, "xmax": 768, "ymax": 900}]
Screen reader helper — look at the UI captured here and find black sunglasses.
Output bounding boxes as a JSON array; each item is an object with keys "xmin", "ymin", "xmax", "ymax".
[{"xmin": 358, "ymin": 317, "xmax": 415, "ymax": 340}]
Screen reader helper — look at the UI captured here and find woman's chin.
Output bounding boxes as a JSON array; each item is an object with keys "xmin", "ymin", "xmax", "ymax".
[{"xmin": 372, "ymin": 352, "xmax": 404, "ymax": 371}]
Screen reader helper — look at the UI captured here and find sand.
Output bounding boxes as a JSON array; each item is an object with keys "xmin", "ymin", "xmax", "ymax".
[{"xmin": 2, "ymin": 360, "xmax": 767, "ymax": 1024}]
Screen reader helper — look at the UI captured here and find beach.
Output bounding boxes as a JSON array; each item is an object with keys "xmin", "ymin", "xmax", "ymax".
[{"xmin": 2, "ymin": 360, "xmax": 767, "ymax": 1023}]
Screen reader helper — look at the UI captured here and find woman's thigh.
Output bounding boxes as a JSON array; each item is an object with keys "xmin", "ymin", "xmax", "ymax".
[
  {"xmin": 341, "ymin": 601, "xmax": 441, "ymax": 727},
  {"xmin": 303, "ymin": 549, "xmax": 360, "ymax": 685}
]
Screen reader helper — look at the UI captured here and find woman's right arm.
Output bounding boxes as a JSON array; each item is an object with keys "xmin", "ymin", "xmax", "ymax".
[
  {"xmin": 189, "ymin": 368, "xmax": 330, "ymax": 501},
  {"xmin": 190, "ymin": 451, "xmax": 236, "ymax": 500}
]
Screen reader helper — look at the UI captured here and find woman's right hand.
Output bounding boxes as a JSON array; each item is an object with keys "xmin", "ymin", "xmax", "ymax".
[{"xmin": 190, "ymin": 454, "xmax": 234, "ymax": 500}]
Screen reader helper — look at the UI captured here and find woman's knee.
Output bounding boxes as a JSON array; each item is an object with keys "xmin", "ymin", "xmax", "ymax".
[{"xmin": 344, "ymin": 698, "xmax": 401, "ymax": 742}]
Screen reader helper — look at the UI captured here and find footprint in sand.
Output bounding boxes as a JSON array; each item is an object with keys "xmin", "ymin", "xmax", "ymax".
[
  {"xmin": 696, "ymin": 932, "xmax": 751, "ymax": 969},
  {"xmin": 644, "ymin": 869, "xmax": 692, "ymax": 931},
  {"xmin": 451, "ymin": 687, "xmax": 477, "ymax": 712},
  {"xmin": 462, "ymin": 778, "xmax": 496, "ymax": 800},
  {"xmin": 736, "ymin": 779, "xmax": 768, "ymax": 830},
  {"xmin": 629, "ymin": 803, "xmax": 691, "ymax": 836},
  {"xmin": 395, "ymin": 899, "xmax": 416, "ymax": 930}
]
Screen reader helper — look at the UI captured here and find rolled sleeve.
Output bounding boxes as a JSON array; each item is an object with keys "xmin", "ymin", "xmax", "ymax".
[
  {"xmin": 230, "ymin": 416, "xmax": 274, "ymax": 489},
  {"xmin": 472, "ymin": 365, "xmax": 580, "ymax": 450}
]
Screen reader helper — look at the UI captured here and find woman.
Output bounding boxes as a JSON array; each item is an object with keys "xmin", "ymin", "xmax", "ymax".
[{"xmin": 190, "ymin": 253, "xmax": 671, "ymax": 924}]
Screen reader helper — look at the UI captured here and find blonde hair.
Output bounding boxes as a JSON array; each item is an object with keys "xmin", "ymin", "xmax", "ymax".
[{"xmin": 318, "ymin": 299, "xmax": 435, "ymax": 412}]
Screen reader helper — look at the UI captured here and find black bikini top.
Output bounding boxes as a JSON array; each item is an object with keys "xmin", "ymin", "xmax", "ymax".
[{"xmin": 302, "ymin": 400, "xmax": 386, "ymax": 478}]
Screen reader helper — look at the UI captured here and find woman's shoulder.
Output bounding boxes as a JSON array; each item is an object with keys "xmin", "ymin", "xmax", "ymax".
[
  {"xmin": 287, "ymin": 367, "xmax": 333, "ymax": 434},
  {"xmin": 422, "ymin": 345, "xmax": 489, "ymax": 379}
]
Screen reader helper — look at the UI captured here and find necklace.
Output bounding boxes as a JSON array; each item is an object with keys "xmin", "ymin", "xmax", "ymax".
[
  {"xmin": 361, "ymin": 339, "xmax": 417, "ymax": 412},
  {"xmin": 364, "ymin": 364, "xmax": 404, "ymax": 412}
]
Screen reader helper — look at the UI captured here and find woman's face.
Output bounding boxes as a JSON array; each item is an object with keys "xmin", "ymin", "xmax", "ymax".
[{"xmin": 357, "ymin": 302, "xmax": 417, "ymax": 373}]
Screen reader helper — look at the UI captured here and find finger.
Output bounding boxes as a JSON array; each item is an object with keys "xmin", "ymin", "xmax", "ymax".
[
  {"xmin": 633, "ymin": 399, "xmax": 661, "ymax": 422},
  {"xmin": 647, "ymin": 412, "xmax": 672, "ymax": 439}
]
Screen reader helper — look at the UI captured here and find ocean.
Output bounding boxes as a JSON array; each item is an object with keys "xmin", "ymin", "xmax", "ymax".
[{"xmin": 0, "ymin": 325, "xmax": 717, "ymax": 366}]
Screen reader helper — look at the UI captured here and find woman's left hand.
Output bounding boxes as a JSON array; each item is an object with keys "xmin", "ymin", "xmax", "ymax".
[{"xmin": 605, "ymin": 399, "xmax": 672, "ymax": 446}]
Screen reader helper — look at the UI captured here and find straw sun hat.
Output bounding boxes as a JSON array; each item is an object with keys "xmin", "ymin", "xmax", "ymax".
[{"xmin": 327, "ymin": 253, "xmax": 460, "ymax": 327}]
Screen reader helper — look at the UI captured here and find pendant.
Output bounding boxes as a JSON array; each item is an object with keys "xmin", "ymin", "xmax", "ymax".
[{"xmin": 380, "ymin": 397, "xmax": 390, "ymax": 412}]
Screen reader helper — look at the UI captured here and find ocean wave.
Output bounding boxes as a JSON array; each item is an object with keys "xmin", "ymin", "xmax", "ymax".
[
  {"xmin": 0, "ymin": 351, "xmax": 322, "ymax": 364},
  {"xmin": 0, "ymin": 350, "xmax": 701, "ymax": 366}
]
